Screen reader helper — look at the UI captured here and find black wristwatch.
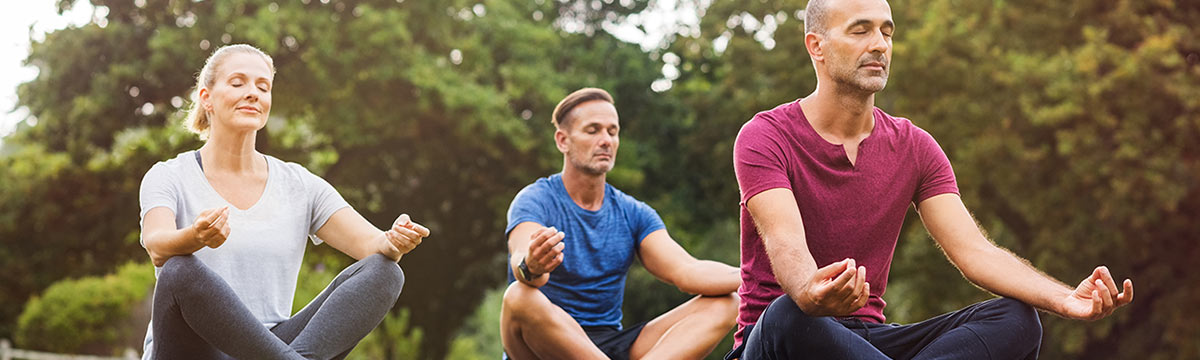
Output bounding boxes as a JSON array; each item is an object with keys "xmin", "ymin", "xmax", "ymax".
[{"xmin": 518, "ymin": 257, "xmax": 542, "ymax": 281}]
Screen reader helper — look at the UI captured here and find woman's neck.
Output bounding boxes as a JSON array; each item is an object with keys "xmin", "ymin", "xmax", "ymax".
[{"xmin": 199, "ymin": 130, "xmax": 263, "ymax": 174}]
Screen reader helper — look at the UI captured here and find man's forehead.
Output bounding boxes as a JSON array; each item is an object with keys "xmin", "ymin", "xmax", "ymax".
[
  {"xmin": 570, "ymin": 101, "xmax": 620, "ymax": 125},
  {"xmin": 828, "ymin": 0, "xmax": 893, "ymax": 27}
]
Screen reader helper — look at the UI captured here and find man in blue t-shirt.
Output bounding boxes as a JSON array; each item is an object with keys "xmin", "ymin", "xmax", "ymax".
[{"xmin": 501, "ymin": 88, "xmax": 741, "ymax": 360}]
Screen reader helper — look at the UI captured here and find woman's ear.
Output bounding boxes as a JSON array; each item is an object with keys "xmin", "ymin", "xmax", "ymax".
[{"xmin": 198, "ymin": 87, "xmax": 212, "ymax": 112}]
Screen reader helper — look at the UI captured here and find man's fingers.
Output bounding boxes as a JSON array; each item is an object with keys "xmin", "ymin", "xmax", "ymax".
[
  {"xmin": 814, "ymin": 259, "xmax": 851, "ymax": 280},
  {"xmin": 851, "ymin": 282, "xmax": 871, "ymax": 310},
  {"xmin": 528, "ymin": 227, "xmax": 555, "ymax": 251},
  {"xmin": 547, "ymin": 252, "xmax": 564, "ymax": 271},
  {"xmin": 1095, "ymin": 279, "xmax": 1114, "ymax": 309},
  {"xmin": 1098, "ymin": 267, "xmax": 1119, "ymax": 300},
  {"xmin": 862, "ymin": 282, "xmax": 871, "ymax": 306},
  {"xmin": 829, "ymin": 259, "xmax": 857, "ymax": 291},
  {"xmin": 534, "ymin": 241, "xmax": 565, "ymax": 267},
  {"xmin": 1091, "ymin": 290, "xmax": 1102, "ymax": 318},
  {"xmin": 1118, "ymin": 279, "xmax": 1134, "ymax": 305},
  {"xmin": 535, "ymin": 231, "xmax": 565, "ymax": 258},
  {"xmin": 853, "ymin": 266, "xmax": 866, "ymax": 294},
  {"xmin": 529, "ymin": 227, "xmax": 550, "ymax": 242}
]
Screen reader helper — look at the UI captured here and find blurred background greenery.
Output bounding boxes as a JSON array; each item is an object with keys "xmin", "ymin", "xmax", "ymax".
[{"xmin": 1, "ymin": 0, "xmax": 1196, "ymax": 359}]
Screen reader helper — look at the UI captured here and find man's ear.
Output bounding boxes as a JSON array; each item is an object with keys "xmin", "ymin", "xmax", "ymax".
[
  {"xmin": 805, "ymin": 32, "xmax": 825, "ymax": 63},
  {"xmin": 554, "ymin": 128, "xmax": 569, "ymax": 154}
]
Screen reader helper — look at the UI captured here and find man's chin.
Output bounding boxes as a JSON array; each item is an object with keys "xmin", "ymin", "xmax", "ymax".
[{"xmin": 583, "ymin": 164, "xmax": 613, "ymax": 176}]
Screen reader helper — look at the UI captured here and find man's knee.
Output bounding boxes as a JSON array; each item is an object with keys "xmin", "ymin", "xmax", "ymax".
[
  {"xmin": 502, "ymin": 282, "xmax": 550, "ymax": 320},
  {"xmin": 697, "ymin": 293, "xmax": 740, "ymax": 328},
  {"xmin": 757, "ymin": 295, "xmax": 846, "ymax": 342},
  {"xmin": 760, "ymin": 295, "xmax": 823, "ymax": 329},
  {"xmin": 990, "ymin": 298, "xmax": 1042, "ymax": 343}
]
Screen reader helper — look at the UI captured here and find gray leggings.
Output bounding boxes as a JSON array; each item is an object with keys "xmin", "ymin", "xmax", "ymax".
[{"xmin": 150, "ymin": 254, "xmax": 404, "ymax": 359}]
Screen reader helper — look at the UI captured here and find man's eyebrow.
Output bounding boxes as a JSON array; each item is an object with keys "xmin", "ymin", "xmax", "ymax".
[{"xmin": 846, "ymin": 18, "xmax": 894, "ymax": 29}]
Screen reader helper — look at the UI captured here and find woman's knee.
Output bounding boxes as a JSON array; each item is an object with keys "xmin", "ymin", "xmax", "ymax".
[
  {"xmin": 158, "ymin": 255, "xmax": 205, "ymax": 283},
  {"xmin": 361, "ymin": 254, "xmax": 405, "ymax": 297}
]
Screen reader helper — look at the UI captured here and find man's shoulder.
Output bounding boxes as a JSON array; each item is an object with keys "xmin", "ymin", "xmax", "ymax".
[
  {"xmin": 747, "ymin": 99, "xmax": 800, "ymax": 127},
  {"xmin": 738, "ymin": 99, "xmax": 802, "ymax": 142},
  {"xmin": 874, "ymin": 107, "xmax": 939, "ymax": 146},
  {"xmin": 510, "ymin": 175, "xmax": 565, "ymax": 210}
]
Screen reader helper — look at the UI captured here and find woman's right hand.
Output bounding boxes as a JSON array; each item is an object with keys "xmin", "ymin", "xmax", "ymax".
[
  {"xmin": 191, "ymin": 206, "xmax": 231, "ymax": 249},
  {"xmin": 378, "ymin": 214, "xmax": 430, "ymax": 261}
]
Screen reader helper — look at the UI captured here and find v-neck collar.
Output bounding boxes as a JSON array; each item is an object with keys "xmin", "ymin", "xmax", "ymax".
[
  {"xmin": 192, "ymin": 150, "xmax": 274, "ymax": 212},
  {"xmin": 792, "ymin": 102, "xmax": 882, "ymax": 170}
]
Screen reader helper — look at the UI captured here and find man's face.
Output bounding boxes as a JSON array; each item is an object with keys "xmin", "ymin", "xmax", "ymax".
[
  {"xmin": 820, "ymin": 0, "xmax": 894, "ymax": 94},
  {"xmin": 556, "ymin": 100, "xmax": 620, "ymax": 176}
]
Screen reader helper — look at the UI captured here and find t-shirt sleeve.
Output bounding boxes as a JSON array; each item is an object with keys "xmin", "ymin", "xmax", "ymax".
[
  {"xmin": 913, "ymin": 129, "xmax": 959, "ymax": 203},
  {"xmin": 629, "ymin": 199, "xmax": 666, "ymax": 246},
  {"xmin": 304, "ymin": 170, "xmax": 351, "ymax": 245},
  {"xmin": 734, "ymin": 117, "xmax": 793, "ymax": 204},
  {"xmin": 139, "ymin": 163, "xmax": 178, "ymax": 247},
  {"xmin": 505, "ymin": 183, "xmax": 550, "ymax": 236}
]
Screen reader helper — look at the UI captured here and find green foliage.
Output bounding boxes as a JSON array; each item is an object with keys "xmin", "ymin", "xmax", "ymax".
[
  {"xmin": 347, "ymin": 308, "xmax": 423, "ymax": 360},
  {"xmin": 15, "ymin": 262, "xmax": 154, "ymax": 354},
  {"xmin": 445, "ymin": 286, "xmax": 504, "ymax": 360}
]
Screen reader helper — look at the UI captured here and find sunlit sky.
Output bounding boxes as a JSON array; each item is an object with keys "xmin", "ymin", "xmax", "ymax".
[
  {"xmin": 0, "ymin": 0, "xmax": 696, "ymax": 143},
  {"xmin": 0, "ymin": 1, "xmax": 97, "ymax": 140}
]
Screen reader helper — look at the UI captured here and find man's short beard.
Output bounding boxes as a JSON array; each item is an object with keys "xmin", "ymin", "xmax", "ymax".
[
  {"xmin": 832, "ymin": 66, "xmax": 888, "ymax": 94},
  {"xmin": 828, "ymin": 53, "xmax": 890, "ymax": 94},
  {"xmin": 569, "ymin": 156, "xmax": 612, "ymax": 175}
]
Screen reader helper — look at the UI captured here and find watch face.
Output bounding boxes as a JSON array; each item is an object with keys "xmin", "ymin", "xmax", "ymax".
[{"xmin": 519, "ymin": 260, "xmax": 533, "ymax": 281}]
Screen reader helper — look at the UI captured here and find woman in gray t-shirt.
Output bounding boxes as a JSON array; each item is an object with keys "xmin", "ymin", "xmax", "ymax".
[{"xmin": 138, "ymin": 44, "xmax": 429, "ymax": 359}]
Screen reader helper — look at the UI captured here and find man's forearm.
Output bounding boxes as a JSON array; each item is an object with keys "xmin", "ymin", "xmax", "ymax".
[
  {"xmin": 762, "ymin": 232, "xmax": 821, "ymax": 307},
  {"xmin": 957, "ymin": 244, "xmax": 1072, "ymax": 314},
  {"xmin": 509, "ymin": 252, "xmax": 549, "ymax": 287},
  {"xmin": 675, "ymin": 260, "xmax": 741, "ymax": 295}
]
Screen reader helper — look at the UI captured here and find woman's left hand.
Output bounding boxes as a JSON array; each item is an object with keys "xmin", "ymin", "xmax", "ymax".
[{"xmin": 378, "ymin": 214, "xmax": 430, "ymax": 261}]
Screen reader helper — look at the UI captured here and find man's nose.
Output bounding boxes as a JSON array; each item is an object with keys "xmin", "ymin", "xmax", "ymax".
[{"xmin": 868, "ymin": 29, "xmax": 890, "ymax": 54}]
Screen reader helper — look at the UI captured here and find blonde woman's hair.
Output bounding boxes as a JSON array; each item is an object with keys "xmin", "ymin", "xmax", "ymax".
[{"xmin": 183, "ymin": 44, "xmax": 275, "ymax": 139}]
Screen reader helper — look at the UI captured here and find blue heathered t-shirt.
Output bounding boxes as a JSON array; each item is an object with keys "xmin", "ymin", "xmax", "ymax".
[{"xmin": 505, "ymin": 173, "xmax": 666, "ymax": 328}]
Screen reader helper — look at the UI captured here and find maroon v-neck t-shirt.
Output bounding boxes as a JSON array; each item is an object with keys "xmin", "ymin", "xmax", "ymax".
[{"xmin": 732, "ymin": 99, "xmax": 959, "ymax": 346}]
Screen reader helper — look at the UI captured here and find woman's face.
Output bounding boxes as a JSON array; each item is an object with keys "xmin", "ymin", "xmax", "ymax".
[{"xmin": 201, "ymin": 52, "xmax": 273, "ymax": 135}]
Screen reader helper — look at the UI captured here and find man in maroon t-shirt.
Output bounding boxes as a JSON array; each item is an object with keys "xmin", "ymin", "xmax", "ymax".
[{"xmin": 728, "ymin": 0, "xmax": 1134, "ymax": 359}]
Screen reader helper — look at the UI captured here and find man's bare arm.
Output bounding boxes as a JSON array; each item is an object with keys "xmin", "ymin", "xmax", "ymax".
[
  {"xmin": 638, "ymin": 229, "xmax": 739, "ymax": 295},
  {"xmin": 746, "ymin": 188, "xmax": 869, "ymax": 317},
  {"xmin": 917, "ymin": 193, "xmax": 1132, "ymax": 320}
]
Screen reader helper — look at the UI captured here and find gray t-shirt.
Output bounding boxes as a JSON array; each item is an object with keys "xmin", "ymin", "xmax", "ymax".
[{"xmin": 137, "ymin": 150, "xmax": 350, "ymax": 357}]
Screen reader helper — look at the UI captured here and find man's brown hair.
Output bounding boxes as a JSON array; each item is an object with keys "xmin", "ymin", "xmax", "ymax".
[{"xmin": 551, "ymin": 88, "xmax": 614, "ymax": 129}]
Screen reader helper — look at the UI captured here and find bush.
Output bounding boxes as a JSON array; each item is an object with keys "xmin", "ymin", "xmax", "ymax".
[{"xmin": 16, "ymin": 262, "xmax": 154, "ymax": 354}]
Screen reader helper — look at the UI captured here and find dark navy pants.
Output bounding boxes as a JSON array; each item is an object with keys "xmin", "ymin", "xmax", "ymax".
[{"xmin": 731, "ymin": 295, "xmax": 1042, "ymax": 360}]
